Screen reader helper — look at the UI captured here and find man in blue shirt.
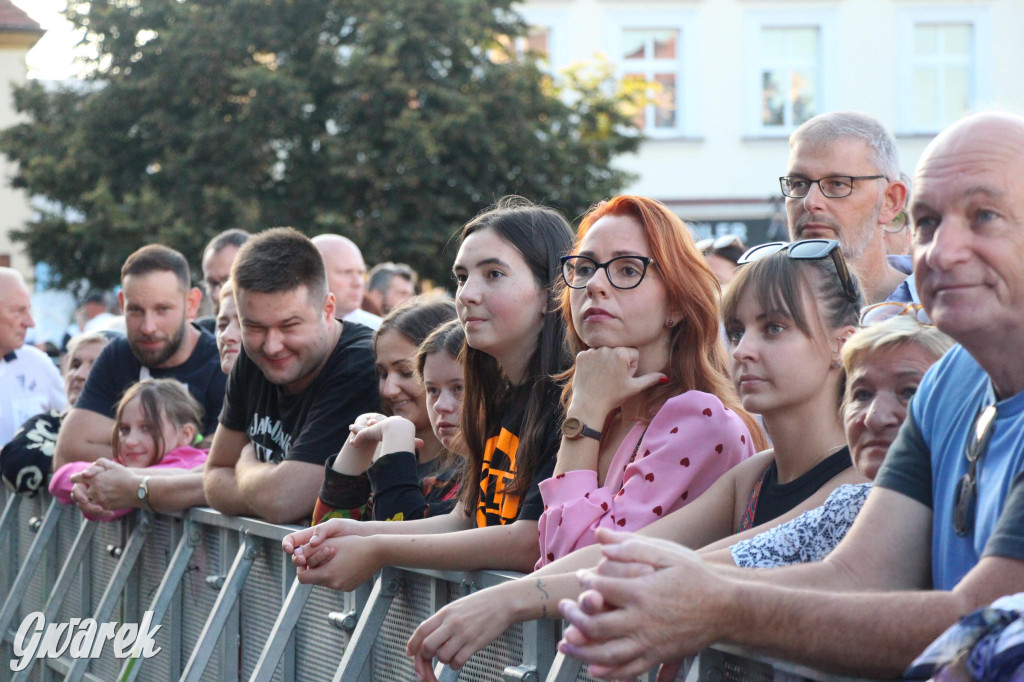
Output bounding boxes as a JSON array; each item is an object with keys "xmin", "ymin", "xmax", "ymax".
[{"xmin": 557, "ymin": 112, "xmax": 1024, "ymax": 679}]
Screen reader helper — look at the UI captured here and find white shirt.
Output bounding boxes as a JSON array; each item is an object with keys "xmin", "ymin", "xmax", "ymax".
[
  {"xmin": 343, "ymin": 308, "xmax": 382, "ymax": 330},
  {"xmin": 0, "ymin": 345, "xmax": 66, "ymax": 445}
]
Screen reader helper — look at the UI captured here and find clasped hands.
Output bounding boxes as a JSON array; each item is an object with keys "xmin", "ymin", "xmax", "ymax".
[
  {"xmin": 68, "ymin": 458, "xmax": 140, "ymax": 518},
  {"xmin": 281, "ymin": 518, "xmax": 381, "ymax": 592},
  {"xmin": 556, "ymin": 529, "xmax": 715, "ymax": 681}
]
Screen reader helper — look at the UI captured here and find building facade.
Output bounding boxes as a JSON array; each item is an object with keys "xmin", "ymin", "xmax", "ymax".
[
  {"xmin": 516, "ymin": 0, "xmax": 1024, "ymax": 244},
  {"xmin": 0, "ymin": 0, "xmax": 41, "ymax": 277}
]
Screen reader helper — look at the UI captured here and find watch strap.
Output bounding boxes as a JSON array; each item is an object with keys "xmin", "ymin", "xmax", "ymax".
[
  {"xmin": 563, "ymin": 416, "xmax": 603, "ymax": 442},
  {"xmin": 138, "ymin": 475, "xmax": 153, "ymax": 511},
  {"xmin": 578, "ymin": 423, "xmax": 602, "ymax": 441}
]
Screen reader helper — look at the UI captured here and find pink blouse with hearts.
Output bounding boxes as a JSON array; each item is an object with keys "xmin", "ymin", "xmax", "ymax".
[{"xmin": 535, "ymin": 391, "xmax": 756, "ymax": 568}]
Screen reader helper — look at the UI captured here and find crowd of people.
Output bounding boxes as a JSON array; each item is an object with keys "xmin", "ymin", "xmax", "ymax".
[{"xmin": 1, "ymin": 108, "xmax": 1023, "ymax": 680}]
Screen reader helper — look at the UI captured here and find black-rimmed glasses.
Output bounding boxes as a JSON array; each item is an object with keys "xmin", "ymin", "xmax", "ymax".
[
  {"xmin": 953, "ymin": 403, "xmax": 998, "ymax": 536},
  {"xmin": 780, "ymin": 175, "xmax": 887, "ymax": 199},
  {"xmin": 560, "ymin": 255, "xmax": 655, "ymax": 290},
  {"xmin": 737, "ymin": 239, "xmax": 859, "ymax": 303}
]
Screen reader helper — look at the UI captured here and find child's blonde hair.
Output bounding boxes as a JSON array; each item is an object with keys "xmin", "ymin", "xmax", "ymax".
[{"xmin": 112, "ymin": 379, "xmax": 204, "ymax": 464}]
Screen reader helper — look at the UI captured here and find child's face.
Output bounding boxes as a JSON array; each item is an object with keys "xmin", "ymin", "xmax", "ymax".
[
  {"xmin": 423, "ymin": 351, "xmax": 465, "ymax": 452},
  {"xmin": 117, "ymin": 397, "xmax": 183, "ymax": 468}
]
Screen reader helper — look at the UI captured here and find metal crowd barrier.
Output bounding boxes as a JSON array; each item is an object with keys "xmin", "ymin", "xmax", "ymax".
[{"xmin": 0, "ymin": 487, "xmax": 875, "ymax": 682}]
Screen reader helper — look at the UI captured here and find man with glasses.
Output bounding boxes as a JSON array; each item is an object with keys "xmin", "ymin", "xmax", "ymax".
[
  {"xmin": 781, "ymin": 111, "xmax": 913, "ymax": 305},
  {"xmin": 556, "ymin": 113, "xmax": 1024, "ymax": 679},
  {"xmin": 196, "ymin": 229, "xmax": 250, "ymax": 333}
]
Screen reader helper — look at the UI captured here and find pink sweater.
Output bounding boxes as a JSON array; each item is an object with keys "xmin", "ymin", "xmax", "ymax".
[
  {"xmin": 536, "ymin": 392, "xmax": 756, "ymax": 567},
  {"xmin": 49, "ymin": 445, "xmax": 208, "ymax": 521}
]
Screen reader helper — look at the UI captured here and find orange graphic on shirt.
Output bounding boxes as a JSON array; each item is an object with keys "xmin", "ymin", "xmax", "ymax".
[{"xmin": 476, "ymin": 427, "xmax": 521, "ymax": 526}]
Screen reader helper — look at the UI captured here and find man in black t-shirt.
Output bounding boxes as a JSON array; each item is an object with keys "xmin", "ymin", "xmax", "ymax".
[
  {"xmin": 204, "ymin": 228, "xmax": 377, "ymax": 524},
  {"xmin": 54, "ymin": 245, "xmax": 225, "ymax": 469}
]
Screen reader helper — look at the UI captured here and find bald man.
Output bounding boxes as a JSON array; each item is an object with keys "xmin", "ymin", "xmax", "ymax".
[
  {"xmin": 555, "ymin": 112, "xmax": 1024, "ymax": 679},
  {"xmin": 311, "ymin": 234, "xmax": 382, "ymax": 330},
  {"xmin": 0, "ymin": 268, "xmax": 65, "ymax": 444}
]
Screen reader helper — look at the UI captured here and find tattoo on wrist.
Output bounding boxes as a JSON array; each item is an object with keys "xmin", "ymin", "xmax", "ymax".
[{"xmin": 534, "ymin": 579, "xmax": 552, "ymax": 619}]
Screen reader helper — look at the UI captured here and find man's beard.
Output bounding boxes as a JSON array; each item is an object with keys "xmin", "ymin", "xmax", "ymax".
[
  {"xmin": 791, "ymin": 197, "xmax": 883, "ymax": 263},
  {"xmin": 129, "ymin": 319, "xmax": 186, "ymax": 367}
]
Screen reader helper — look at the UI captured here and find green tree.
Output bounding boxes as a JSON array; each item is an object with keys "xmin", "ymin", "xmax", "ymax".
[{"xmin": 1, "ymin": 0, "xmax": 640, "ymax": 289}]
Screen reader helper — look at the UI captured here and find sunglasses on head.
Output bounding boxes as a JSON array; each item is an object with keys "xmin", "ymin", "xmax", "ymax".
[
  {"xmin": 859, "ymin": 302, "xmax": 932, "ymax": 327},
  {"xmin": 737, "ymin": 239, "xmax": 859, "ymax": 303},
  {"xmin": 696, "ymin": 234, "xmax": 744, "ymax": 253}
]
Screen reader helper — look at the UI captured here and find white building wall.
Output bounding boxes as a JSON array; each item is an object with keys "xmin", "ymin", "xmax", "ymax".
[
  {"xmin": 517, "ymin": 0, "xmax": 1024, "ymax": 242},
  {"xmin": 0, "ymin": 34, "xmax": 37, "ymax": 277}
]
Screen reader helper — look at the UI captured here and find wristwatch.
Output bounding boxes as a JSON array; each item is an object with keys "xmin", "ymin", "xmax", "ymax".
[
  {"xmin": 562, "ymin": 416, "xmax": 602, "ymax": 442},
  {"xmin": 137, "ymin": 475, "xmax": 153, "ymax": 511}
]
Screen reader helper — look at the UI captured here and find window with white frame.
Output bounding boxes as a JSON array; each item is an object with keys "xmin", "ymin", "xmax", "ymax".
[
  {"xmin": 523, "ymin": 26, "xmax": 551, "ymax": 61},
  {"xmin": 911, "ymin": 24, "xmax": 971, "ymax": 130},
  {"xmin": 759, "ymin": 27, "xmax": 819, "ymax": 129},
  {"xmin": 515, "ymin": 7, "xmax": 570, "ymax": 72},
  {"xmin": 743, "ymin": 10, "xmax": 835, "ymax": 136},
  {"xmin": 491, "ymin": 26, "xmax": 552, "ymax": 64},
  {"xmin": 606, "ymin": 9, "xmax": 700, "ymax": 139},
  {"xmin": 622, "ymin": 29, "xmax": 682, "ymax": 132},
  {"xmin": 498, "ymin": 25, "xmax": 552, "ymax": 62},
  {"xmin": 895, "ymin": 6, "xmax": 992, "ymax": 134}
]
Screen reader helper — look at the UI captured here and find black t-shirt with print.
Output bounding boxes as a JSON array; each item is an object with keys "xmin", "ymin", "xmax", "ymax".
[
  {"xmin": 219, "ymin": 320, "xmax": 378, "ymax": 465},
  {"xmin": 475, "ymin": 386, "xmax": 560, "ymax": 527},
  {"xmin": 75, "ymin": 332, "xmax": 226, "ymax": 435}
]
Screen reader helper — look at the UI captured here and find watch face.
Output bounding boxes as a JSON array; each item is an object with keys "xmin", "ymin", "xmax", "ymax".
[{"xmin": 562, "ymin": 417, "xmax": 582, "ymax": 439}]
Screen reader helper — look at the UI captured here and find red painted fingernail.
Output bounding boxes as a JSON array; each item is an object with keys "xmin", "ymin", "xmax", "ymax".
[{"xmin": 658, "ymin": 376, "xmax": 670, "ymax": 384}]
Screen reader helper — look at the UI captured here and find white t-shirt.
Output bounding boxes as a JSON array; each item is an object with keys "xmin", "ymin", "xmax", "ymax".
[{"xmin": 343, "ymin": 307, "xmax": 382, "ymax": 330}]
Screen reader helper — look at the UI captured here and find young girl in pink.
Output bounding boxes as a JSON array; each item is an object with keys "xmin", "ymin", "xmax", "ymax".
[{"xmin": 50, "ymin": 378, "xmax": 207, "ymax": 520}]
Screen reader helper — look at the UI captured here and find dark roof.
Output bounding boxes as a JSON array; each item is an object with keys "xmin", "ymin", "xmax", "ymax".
[{"xmin": 0, "ymin": 1, "xmax": 42, "ymax": 33}]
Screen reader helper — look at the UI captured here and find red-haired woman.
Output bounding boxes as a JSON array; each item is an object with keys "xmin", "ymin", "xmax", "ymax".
[
  {"xmin": 534, "ymin": 195, "xmax": 765, "ymax": 566},
  {"xmin": 406, "ymin": 196, "xmax": 768, "ymax": 680}
]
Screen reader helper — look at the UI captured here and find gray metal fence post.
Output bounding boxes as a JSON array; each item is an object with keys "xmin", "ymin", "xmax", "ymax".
[
  {"xmin": 117, "ymin": 518, "xmax": 201, "ymax": 682},
  {"xmin": 8, "ymin": 517, "xmax": 98, "ymax": 682},
  {"xmin": 248, "ymin": 578, "xmax": 313, "ymax": 682},
  {"xmin": 62, "ymin": 510, "xmax": 154, "ymax": 682},
  {"xmin": 0, "ymin": 498, "xmax": 65, "ymax": 637},
  {"xmin": 179, "ymin": 532, "xmax": 259, "ymax": 682},
  {"xmin": 332, "ymin": 569, "xmax": 401, "ymax": 682},
  {"xmin": 543, "ymin": 651, "xmax": 583, "ymax": 682}
]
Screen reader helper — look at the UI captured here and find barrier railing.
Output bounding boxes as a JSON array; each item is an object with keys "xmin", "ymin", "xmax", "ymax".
[{"xmin": 0, "ymin": 487, "xmax": 876, "ymax": 682}]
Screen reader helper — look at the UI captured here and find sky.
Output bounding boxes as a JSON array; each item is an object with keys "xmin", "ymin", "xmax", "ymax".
[{"xmin": 12, "ymin": 0, "xmax": 78, "ymax": 80}]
